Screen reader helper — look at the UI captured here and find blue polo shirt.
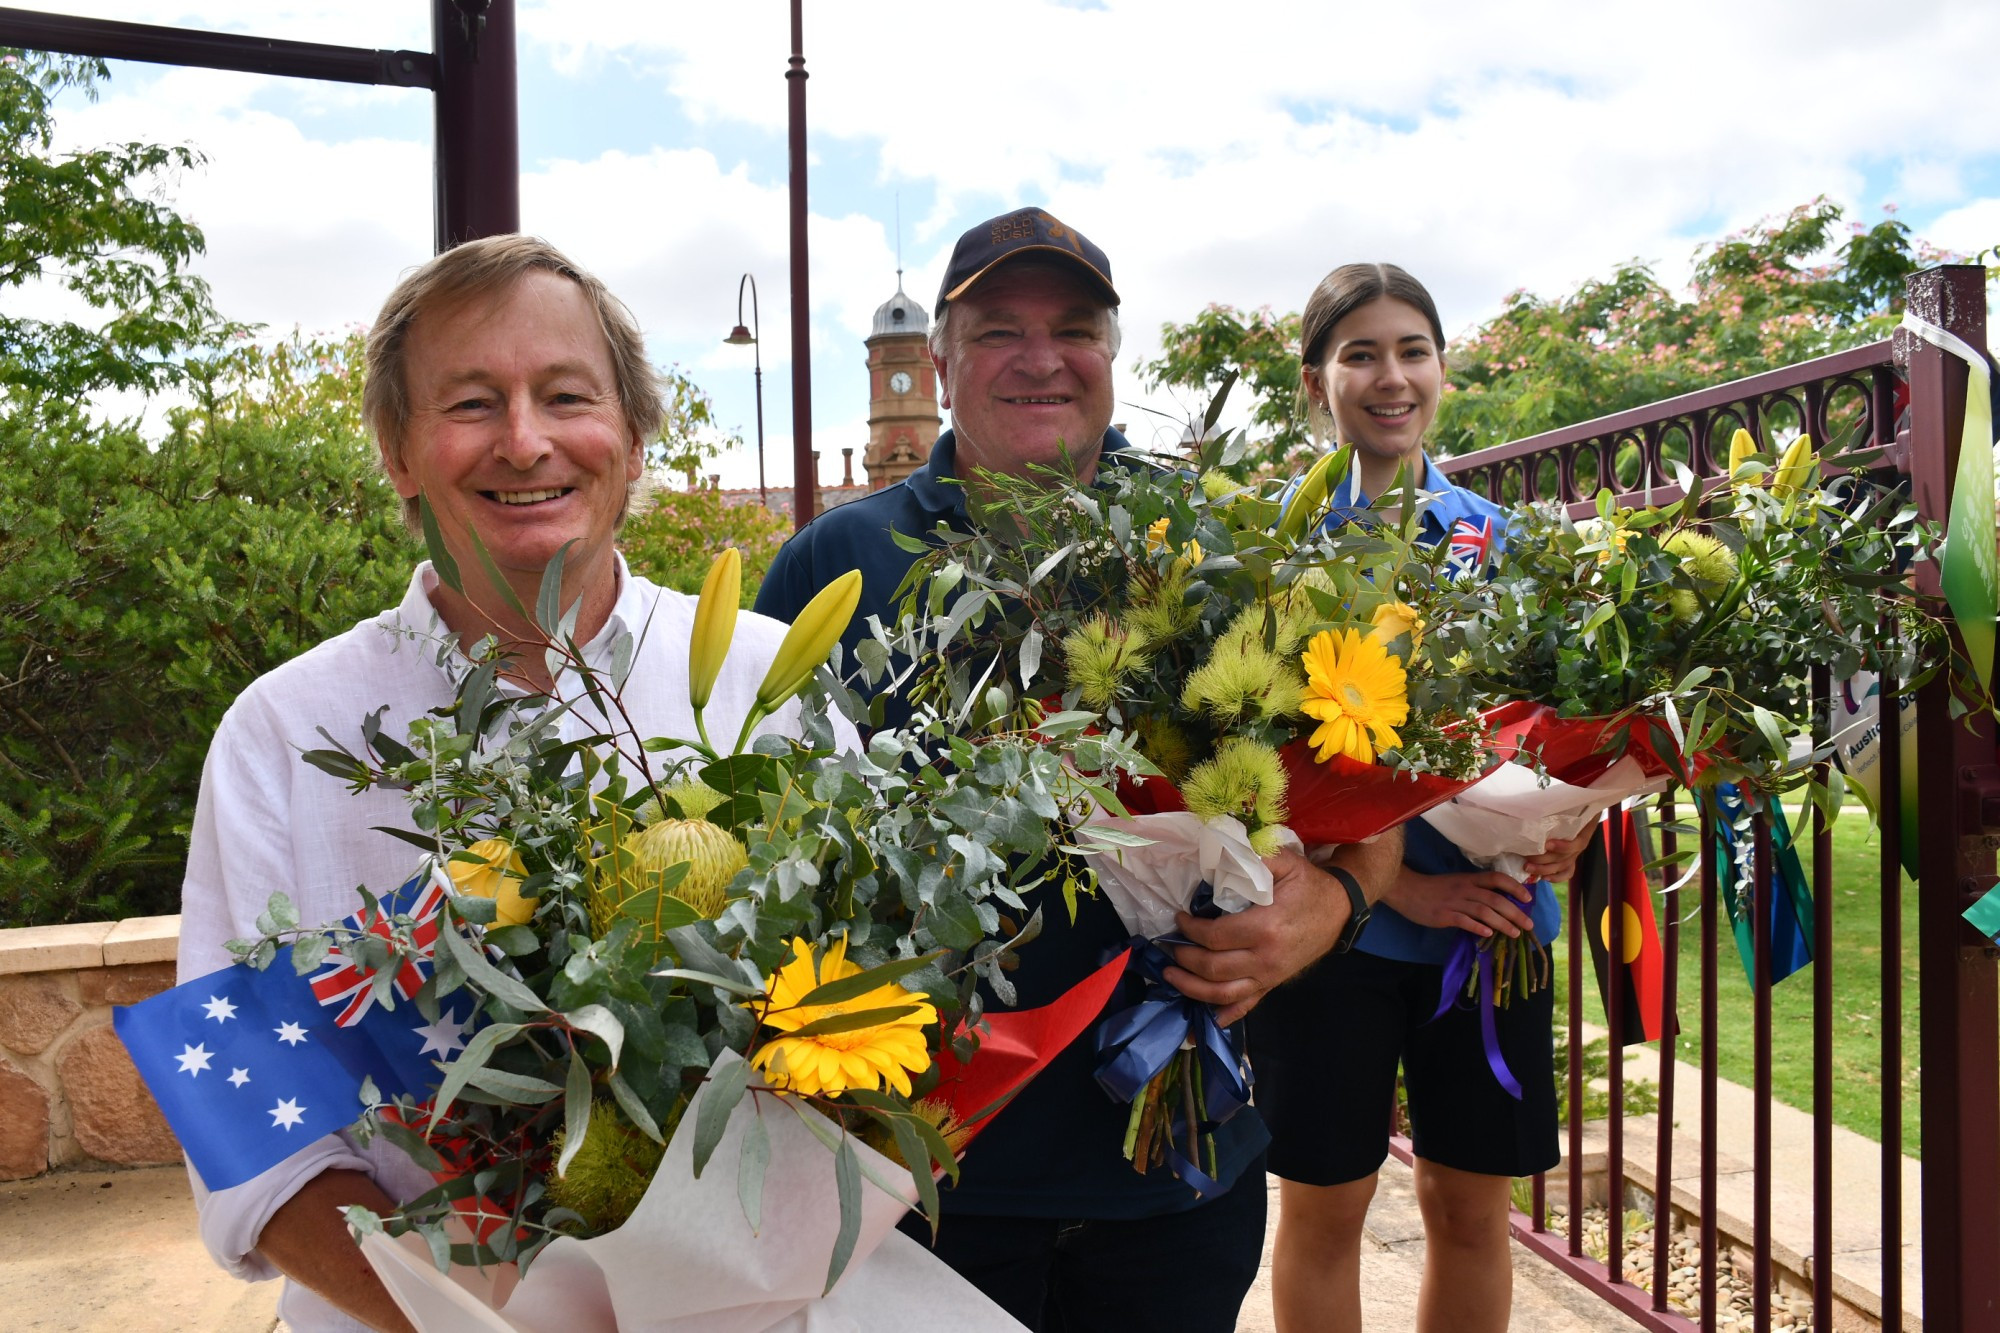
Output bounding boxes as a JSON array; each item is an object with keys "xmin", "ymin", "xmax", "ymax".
[
  {"xmin": 1287, "ymin": 452, "xmax": 1561, "ymax": 964},
  {"xmin": 756, "ymin": 428, "xmax": 1269, "ymax": 1219}
]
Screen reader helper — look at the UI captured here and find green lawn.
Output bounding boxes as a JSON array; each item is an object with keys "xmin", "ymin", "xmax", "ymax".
[{"xmin": 1550, "ymin": 803, "xmax": 1922, "ymax": 1158}]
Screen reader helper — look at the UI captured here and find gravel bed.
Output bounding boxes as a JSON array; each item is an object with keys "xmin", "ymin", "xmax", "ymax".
[{"xmin": 1541, "ymin": 1206, "xmax": 1817, "ymax": 1332}]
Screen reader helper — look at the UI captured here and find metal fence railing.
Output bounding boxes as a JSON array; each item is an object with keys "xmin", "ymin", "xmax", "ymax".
[{"xmin": 1433, "ymin": 265, "xmax": 1995, "ymax": 1332}]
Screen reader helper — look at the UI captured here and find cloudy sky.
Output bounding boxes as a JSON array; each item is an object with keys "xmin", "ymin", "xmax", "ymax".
[{"xmin": 26, "ymin": 0, "xmax": 2000, "ymax": 485}]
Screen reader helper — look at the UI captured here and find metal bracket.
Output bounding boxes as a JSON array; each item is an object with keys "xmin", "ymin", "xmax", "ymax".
[{"xmin": 1962, "ymin": 765, "xmax": 2000, "ymax": 831}]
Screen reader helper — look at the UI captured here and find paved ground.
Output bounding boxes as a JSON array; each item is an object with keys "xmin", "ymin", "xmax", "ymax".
[{"xmin": 0, "ymin": 1155, "xmax": 1634, "ymax": 1332}]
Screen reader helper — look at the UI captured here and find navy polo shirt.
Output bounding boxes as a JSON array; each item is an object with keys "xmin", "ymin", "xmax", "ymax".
[{"xmin": 755, "ymin": 428, "xmax": 1269, "ymax": 1219}]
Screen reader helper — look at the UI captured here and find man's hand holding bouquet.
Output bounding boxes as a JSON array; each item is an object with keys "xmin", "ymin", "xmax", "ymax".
[{"xmin": 886, "ymin": 422, "xmax": 1516, "ymax": 1189}]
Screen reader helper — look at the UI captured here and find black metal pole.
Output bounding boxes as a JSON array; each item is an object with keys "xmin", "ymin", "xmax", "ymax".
[
  {"xmin": 786, "ymin": 0, "xmax": 813, "ymax": 528},
  {"xmin": 736, "ymin": 274, "xmax": 767, "ymax": 508},
  {"xmin": 432, "ymin": 0, "xmax": 518, "ymax": 251}
]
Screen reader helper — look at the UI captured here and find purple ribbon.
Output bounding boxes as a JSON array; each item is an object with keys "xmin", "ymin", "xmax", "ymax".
[{"xmin": 1432, "ymin": 933, "xmax": 1524, "ymax": 1100}]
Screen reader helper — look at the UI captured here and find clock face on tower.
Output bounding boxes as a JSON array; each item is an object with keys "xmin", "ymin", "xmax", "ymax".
[{"xmin": 888, "ymin": 370, "xmax": 913, "ymax": 395}]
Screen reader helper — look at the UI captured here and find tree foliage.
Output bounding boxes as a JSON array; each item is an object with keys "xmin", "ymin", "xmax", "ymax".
[
  {"xmin": 0, "ymin": 333, "xmax": 415, "ymax": 926},
  {"xmin": 0, "ymin": 49, "xmax": 234, "ymax": 402},
  {"xmin": 619, "ymin": 484, "xmax": 789, "ymax": 607},
  {"xmin": 650, "ymin": 363, "xmax": 744, "ymax": 480},
  {"xmin": 1144, "ymin": 199, "xmax": 1972, "ymax": 467},
  {"xmin": 1135, "ymin": 304, "xmax": 1305, "ymax": 462}
]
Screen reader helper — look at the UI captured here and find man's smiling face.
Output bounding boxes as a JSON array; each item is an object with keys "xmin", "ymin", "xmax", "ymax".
[
  {"xmin": 383, "ymin": 269, "xmax": 642, "ymax": 593},
  {"xmin": 933, "ymin": 262, "xmax": 1117, "ymax": 483}
]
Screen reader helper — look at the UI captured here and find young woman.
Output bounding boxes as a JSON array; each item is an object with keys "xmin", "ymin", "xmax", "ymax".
[{"xmin": 1250, "ymin": 263, "xmax": 1586, "ymax": 1333}]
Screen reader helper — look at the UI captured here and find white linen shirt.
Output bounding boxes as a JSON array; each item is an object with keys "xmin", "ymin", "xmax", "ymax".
[{"xmin": 176, "ymin": 557, "xmax": 856, "ymax": 1333}]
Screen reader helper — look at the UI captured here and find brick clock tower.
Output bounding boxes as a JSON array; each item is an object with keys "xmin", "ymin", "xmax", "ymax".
[{"xmin": 862, "ymin": 279, "xmax": 941, "ymax": 489}]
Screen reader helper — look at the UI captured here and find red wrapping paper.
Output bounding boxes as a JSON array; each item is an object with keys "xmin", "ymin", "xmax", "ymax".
[
  {"xmin": 1116, "ymin": 705, "xmax": 1546, "ymax": 845},
  {"xmin": 929, "ymin": 948, "xmax": 1130, "ymax": 1148},
  {"xmin": 1484, "ymin": 701, "xmax": 1701, "ymax": 787}
]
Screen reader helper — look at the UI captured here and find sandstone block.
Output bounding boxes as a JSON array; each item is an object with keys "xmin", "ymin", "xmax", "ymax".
[
  {"xmin": 0, "ymin": 1060, "xmax": 50, "ymax": 1179},
  {"xmin": 56, "ymin": 1024, "xmax": 180, "ymax": 1166},
  {"xmin": 101, "ymin": 915, "xmax": 180, "ymax": 966},
  {"xmin": 77, "ymin": 962, "xmax": 177, "ymax": 1007},
  {"xmin": 0, "ymin": 921, "xmax": 111, "ymax": 976},
  {"xmin": 0, "ymin": 976, "xmax": 82, "ymax": 1056}
]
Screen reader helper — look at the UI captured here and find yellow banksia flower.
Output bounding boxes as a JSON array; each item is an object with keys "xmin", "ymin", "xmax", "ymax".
[
  {"xmin": 446, "ymin": 838, "xmax": 535, "ymax": 926},
  {"xmin": 626, "ymin": 817, "xmax": 747, "ymax": 920},
  {"xmin": 688, "ymin": 547, "xmax": 741, "ymax": 712},
  {"xmin": 750, "ymin": 936, "xmax": 937, "ymax": 1099},
  {"xmin": 1062, "ymin": 615, "xmax": 1151, "ymax": 710},
  {"xmin": 1298, "ymin": 628, "xmax": 1409, "ymax": 765},
  {"xmin": 544, "ymin": 1101, "xmax": 666, "ymax": 1232},
  {"xmin": 1181, "ymin": 635, "xmax": 1303, "ymax": 726},
  {"xmin": 1182, "ymin": 737, "xmax": 1289, "ymax": 835}
]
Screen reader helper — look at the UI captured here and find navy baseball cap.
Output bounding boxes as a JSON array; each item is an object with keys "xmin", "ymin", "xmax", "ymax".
[{"xmin": 934, "ymin": 207, "xmax": 1119, "ymax": 316}]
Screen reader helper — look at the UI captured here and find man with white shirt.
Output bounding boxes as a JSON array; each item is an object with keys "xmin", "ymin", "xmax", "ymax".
[{"xmin": 176, "ymin": 236, "xmax": 845, "ymax": 1332}]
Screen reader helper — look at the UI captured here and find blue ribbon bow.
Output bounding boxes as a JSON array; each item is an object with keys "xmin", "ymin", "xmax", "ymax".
[{"xmin": 1092, "ymin": 887, "xmax": 1255, "ymax": 1194}]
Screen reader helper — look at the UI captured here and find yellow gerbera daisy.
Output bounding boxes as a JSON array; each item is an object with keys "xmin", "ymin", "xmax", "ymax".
[
  {"xmin": 749, "ymin": 936, "xmax": 937, "ymax": 1099},
  {"xmin": 1298, "ymin": 628, "xmax": 1410, "ymax": 764}
]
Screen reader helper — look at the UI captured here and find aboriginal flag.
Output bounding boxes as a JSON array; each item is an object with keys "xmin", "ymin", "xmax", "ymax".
[{"xmin": 1578, "ymin": 804, "xmax": 1674, "ymax": 1044}]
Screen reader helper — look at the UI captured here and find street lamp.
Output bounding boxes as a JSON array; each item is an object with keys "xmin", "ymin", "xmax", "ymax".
[{"xmin": 723, "ymin": 274, "xmax": 766, "ymax": 507}]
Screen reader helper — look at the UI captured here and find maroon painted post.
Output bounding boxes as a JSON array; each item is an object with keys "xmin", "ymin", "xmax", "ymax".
[
  {"xmin": 431, "ymin": 0, "xmax": 517, "ymax": 251},
  {"xmin": 1699, "ymin": 796, "xmax": 1719, "ymax": 1333},
  {"xmin": 1751, "ymin": 813, "xmax": 1773, "ymax": 1330},
  {"xmin": 1569, "ymin": 874, "xmax": 1585, "ymax": 1258},
  {"xmin": 1607, "ymin": 810, "xmax": 1627, "ymax": 1283},
  {"xmin": 1900, "ymin": 263, "xmax": 2000, "ymax": 1332},
  {"xmin": 1653, "ymin": 792, "xmax": 1680, "ymax": 1312},
  {"xmin": 1878, "ymin": 641, "xmax": 1905, "ymax": 1331},
  {"xmin": 786, "ymin": 0, "xmax": 815, "ymax": 529},
  {"xmin": 1810, "ymin": 663, "xmax": 1835, "ymax": 1329}
]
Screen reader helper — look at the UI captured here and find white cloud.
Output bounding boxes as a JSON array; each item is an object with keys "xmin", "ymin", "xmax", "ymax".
[{"xmin": 17, "ymin": 0, "xmax": 1999, "ymax": 485}]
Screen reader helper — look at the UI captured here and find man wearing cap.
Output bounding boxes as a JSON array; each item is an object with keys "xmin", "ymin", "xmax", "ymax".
[{"xmin": 755, "ymin": 208, "xmax": 1398, "ymax": 1331}]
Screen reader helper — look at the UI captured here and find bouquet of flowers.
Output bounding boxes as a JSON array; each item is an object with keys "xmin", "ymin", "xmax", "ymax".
[
  {"xmin": 1409, "ymin": 429, "xmax": 1942, "ymax": 1060},
  {"xmin": 122, "ymin": 529, "xmax": 1142, "ymax": 1331},
  {"xmin": 886, "ymin": 429, "xmax": 1510, "ymax": 1185}
]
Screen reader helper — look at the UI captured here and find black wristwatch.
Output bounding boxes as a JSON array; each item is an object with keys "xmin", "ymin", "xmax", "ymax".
[{"xmin": 1327, "ymin": 866, "xmax": 1372, "ymax": 954}]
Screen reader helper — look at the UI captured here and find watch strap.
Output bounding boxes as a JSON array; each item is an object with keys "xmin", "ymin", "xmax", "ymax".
[{"xmin": 1328, "ymin": 866, "xmax": 1371, "ymax": 954}]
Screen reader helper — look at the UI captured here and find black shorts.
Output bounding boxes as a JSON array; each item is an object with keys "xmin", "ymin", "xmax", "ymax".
[{"xmin": 1247, "ymin": 946, "xmax": 1560, "ymax": 1185}]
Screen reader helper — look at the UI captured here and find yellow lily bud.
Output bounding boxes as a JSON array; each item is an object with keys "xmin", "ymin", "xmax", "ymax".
[
  {"xmin": 689, "ymin": 547, "xmax": 741, "ymax": 712},
  {"xmin": 1368, "ymin": 600, "xmax": 1426, "ymax": 652},
  {"xmin": 447, "ymin": 838, "xmax": 535, "ymax": 926},
  {"xmin": 1771, "ymin": 434, "xmax": 1815, "ymax": 499},
  {"xmin": 754, "ymin": 569, "xmax": 863, "ymax": 715},
  {"xmin": 1725, "ymin": 428, "xmax": 1757, "ymax": 481},
  {"xmin": 1278, "ymin": 445, "xmax": 1353, "ymax": 543}
]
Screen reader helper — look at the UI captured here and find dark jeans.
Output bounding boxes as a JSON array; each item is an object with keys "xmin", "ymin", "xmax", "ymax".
[{"xmin": 896, "ymin": 1159, "xmax": 1268, "ymax": 1333}]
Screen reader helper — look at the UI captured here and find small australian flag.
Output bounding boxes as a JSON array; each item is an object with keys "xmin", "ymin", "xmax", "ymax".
[{"xmin": 115, "ymin": 871, "xmax": 471, "ymax": 1191}]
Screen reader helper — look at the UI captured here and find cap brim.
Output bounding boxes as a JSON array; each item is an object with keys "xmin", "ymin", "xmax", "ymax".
[{"xmin": 941, "ymin": 245, "xmax": 1120, "ymax": 310}]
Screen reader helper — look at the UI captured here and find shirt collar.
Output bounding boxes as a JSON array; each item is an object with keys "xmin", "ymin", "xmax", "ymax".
[
  {"xmin": 908, "ymin": 426, "xmax": 1134, "ymax": 524},
  {"xmin": 394, "ymin": 552, "xmax": 643, "ymax": 682}
]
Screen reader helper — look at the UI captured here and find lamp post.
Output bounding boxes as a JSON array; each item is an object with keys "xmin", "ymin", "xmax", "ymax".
[
  {"xmin": 723, "ymin": 274, "xmax": 766, "ymax": 508},
  {"xmin": 786, "ymin": 0, "xmax": 813, "ymax": 528}
]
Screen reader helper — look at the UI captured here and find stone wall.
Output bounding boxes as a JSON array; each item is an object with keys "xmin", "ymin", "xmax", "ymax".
[{"xmin": 0, "ymin": 917, "xmax": 184, "ymax": 1179}]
